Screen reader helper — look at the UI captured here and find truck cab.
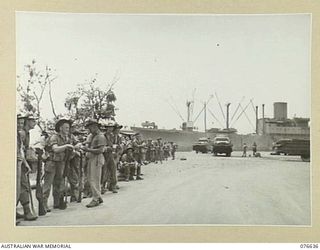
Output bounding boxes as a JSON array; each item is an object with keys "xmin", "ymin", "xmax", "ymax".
[
  {"xmin": 212, "ymin": 136, "xmax": 233, "ymax": 157},
  {"xmin": 192, "ymin": 137, "xmax": 212, "ymax": 154}
]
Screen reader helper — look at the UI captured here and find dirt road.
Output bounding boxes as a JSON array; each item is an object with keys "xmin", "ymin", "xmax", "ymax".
[{"xmin": 19, "ymin": 151, "xmax": 310, "ymax": 226}]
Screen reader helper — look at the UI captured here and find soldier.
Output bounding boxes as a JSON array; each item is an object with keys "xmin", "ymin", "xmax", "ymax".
[
  {"xmin": 252, "ymin": 142, "xmax": 257, "ymax": 156},
  {"xmin": 81, "ymin": 118, "xmax": 107, "ymax": 208},
  {"xmin": 111, "ymin": 123, "xmax": 123, "ymax": 187},
  {"xmin": 101, "ymin": 121, "xmax": 118, "ymax": 194},
  {"xmin": 16, "ymin": 114, "xmax": 24, "ymax": 224},
  {"xmin": 16, "ymin": 114, "xmax": 38, "ymax": 221},
  {"xmin": 242, "ymin": 143, "xmax": 247, "ymax": 157},
  {"xmin": 140, "ymin": 140, "xmax": 148, "ymax": 165},
  {"xmin": 119, "ymin": 147, "xmax": 138, "ymax": 181},
  {"xmin": 145, "ymin": 138, "xmax": 152, "ymax": 163},
  {"xmin": 163, "ymin": 142, "xmax": 170, "ymax": 160},
  {"xmin": 149, "ymin": 140, "xmax": 157, "ymax": 163},
  {"xmin": 16, "ymin": 113, "xmax": 36, "ymax": 222},
  {"xmin": 132, "ymin": 134, "xmax": 143, "ymax": 180},
  {"xmin": 170, "ymin": 142, "xmax": 177, "ymax": 160},
  {"xmin": 67, "ymin": 127, "xmax": 84, "ymax": 202},
  {"xmin": 156, "ymin": 138, "xmax": 163, "ymax": 164},
  {"xmin": 43, "ymin": 117, "xmax": 76, "ymax": 211},
  {"xmin": 71, "ymin": 129, "xmax": 91, "ymax": 199}
]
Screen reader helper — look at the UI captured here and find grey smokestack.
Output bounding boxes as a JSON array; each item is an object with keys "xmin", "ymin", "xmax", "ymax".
[
  {"xmin": 262, "ymin": 104, "xmax": 265, "ymax": 135},
  {"xmin": 274, "ymin": 102, "xmax": 287, "ymax": 120}
]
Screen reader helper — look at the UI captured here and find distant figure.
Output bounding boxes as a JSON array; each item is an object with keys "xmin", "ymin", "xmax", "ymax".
[
  {"xmin": 252, "ymin": 142, "xmax": 257, "ymax": 156},
  {"xmin": 242, "ymin": 143, "xmax": 247, "ymax": 157},
  {"xmin": 170, "ymin": 142, "xmax": 177, "ymax": 160}
]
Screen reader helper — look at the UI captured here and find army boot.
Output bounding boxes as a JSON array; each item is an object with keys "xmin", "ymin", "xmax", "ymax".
[
  {"xmin": 23, "ymin": 204, "xmax": 38, "ymax": 221},
  {"xmin": 136, "ymin": 165, "xmax": 143, "ymax": 180},
  {"xmin": 43, "ymin": 198, "xmax": 51, "ymax": 213},
  {"xmin": 16, "ymin": 211, "xmax": 24, "ymax": 219},
  {"xmin": 59, "ymin": 196, "xmax": 67, "ymax": 210},
  {"xmin": 69, "ymin": 187, "xmax": 77, "ymax": 202},
  {"xmin": 101, "ymin": 184, "xmax": 107, "ymax": 194},
  {"xmin": 110, "ymin": 185, "xmax": 118, "ymax": 193},
  {"xmin": 53, "ymin": 196, "xmax": 60, "ymax": 209}
]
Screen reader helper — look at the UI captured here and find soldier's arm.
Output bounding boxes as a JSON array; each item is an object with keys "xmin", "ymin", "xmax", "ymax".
[
  {"xmin": 52, "ymin": 144, "xmax": 74, "ymax": 153},
  {"xmin": 84, "ymin": 145, "xmax": 104, "ymax": 154},
  {"xmin": 49, "ymin": 135, "xmax": 73, "ymax": 153}
]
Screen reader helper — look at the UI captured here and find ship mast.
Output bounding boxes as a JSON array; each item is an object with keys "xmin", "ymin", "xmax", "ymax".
[
  {"xmin": 204, "ymin": 102, "xmax": 207, "ymax": 134},
  {"xmin": 186, "ymin": 100, "xmax": 192, "ymax": 123},
  {"xmin": 226, "ymin": 103, "xmax": 231, "ymax": 129}
]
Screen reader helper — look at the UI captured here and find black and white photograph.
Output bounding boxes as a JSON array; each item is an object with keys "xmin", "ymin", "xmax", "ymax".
[{"xmin": 15, "ymin": 12, "xmax": 311, "ymax": 227}]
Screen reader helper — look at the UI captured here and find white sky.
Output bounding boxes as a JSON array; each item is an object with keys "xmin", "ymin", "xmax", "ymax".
[{"xmin": 16, "ymin": 12, "xmax": 311, "ymax": 134}]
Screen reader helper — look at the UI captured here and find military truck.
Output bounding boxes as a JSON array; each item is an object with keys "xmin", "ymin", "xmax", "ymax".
[
  {"xmin": 212, "ymin": 136, "xmax": 233, "ymax": 157},
  {"xmin": 272, "ymin": 138, "xmax": 310, "ymax": 162},
  {"xmin": 192, "ymin": 137, "xmax": 212, "ymax": 153}
]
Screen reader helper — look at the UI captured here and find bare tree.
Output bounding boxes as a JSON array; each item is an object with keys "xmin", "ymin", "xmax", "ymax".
[{"xmin": 17, "ymin": 59, "xmax": 58, "ymax": 130}]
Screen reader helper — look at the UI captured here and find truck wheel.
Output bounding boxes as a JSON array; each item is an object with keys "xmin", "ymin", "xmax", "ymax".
[
  {"xmin": 226, "ymin": 153, "xmax": 231, "ymax": 157},
  {"xmin": 301, "ymin": 155, "xmax": 310, "ymax": 162},
  {"xmin": 196, "ymin": 151, "xmax": 199, "ymax": 154}
]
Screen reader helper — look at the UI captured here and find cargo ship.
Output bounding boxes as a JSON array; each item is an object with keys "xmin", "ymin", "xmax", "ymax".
[{"xmin": 131, "ymin": 99, "xmax": 310, "ymax": 152}]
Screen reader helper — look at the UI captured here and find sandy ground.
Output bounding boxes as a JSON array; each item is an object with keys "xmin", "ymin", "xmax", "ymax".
[{"xmin": 18, "ymin": 151, "xmax": 311, "ymax": 226}]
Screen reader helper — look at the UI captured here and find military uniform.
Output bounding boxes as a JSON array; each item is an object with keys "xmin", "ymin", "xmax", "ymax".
[
  {"xmin": 16, "ymin": 130, "xmax": 24, "ymax": 204},
  {"xmin": 17, "ymin": 117, "xmax": 38, "ymax": 221},
  {"xmin": 85, "ymin": 131, "xmax": 107, "ymax": 205},
  {"xmin": 242, "ymin": 144, "xmax": 247, "ymax": 157},
  {"xmin": 252, "ymin": 142, "xmax": 257, "ymax": 156},
  {"xmin": 155, "ymin": 139, "xmax": 163, "ymax": 164},
  {"xmin": 68, "ymin": 151, "xmax": 81, "ymax": 202},
  {"xmin": 147, "ymin": 140, "xmax": 156, "ymax": 162},
  {"xmin": 140, "ymin": 141, "xmax": 147, "ymax": 164},
  {"xmin": 111, "ymin": 131, "xmax": 123, "ymax": 185},
  {"xmin": 120, "ymin": 150, "xmax": 137, "ymax": 181},
  {"xmin": 132, "ymin": 138, "xmax": 143, "ymax": 179},
  {"xmin": 43, "ymin": 132, "xmax": 76, "ymax": 210},
  {"xmin": 163, "ymin": 143, "xmax": 170, "ymax": 160},
  {"xmin": 171, "ymin": 142, "xmax": 177, "ymax": 160},
  {"xmin": 18, "ymin": 129, "xmax": 32, "ymax": 207},
  {"xmin": 102, "ymin": 131, "xmax": 118, "ymax": 193}
]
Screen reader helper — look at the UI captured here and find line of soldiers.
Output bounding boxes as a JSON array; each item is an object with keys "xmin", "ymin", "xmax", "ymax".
[{"xmin": 16, "ymin": 114, "xmax": 178, "ymax": 223}]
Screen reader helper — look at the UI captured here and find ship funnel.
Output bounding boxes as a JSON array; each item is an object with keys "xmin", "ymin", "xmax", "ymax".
[{"xmin": 274, "ymin": 102, "xmax": 287, "ymax": 120}]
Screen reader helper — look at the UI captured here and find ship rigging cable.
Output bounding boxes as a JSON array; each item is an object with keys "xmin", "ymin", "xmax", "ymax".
[
  {"xmin": 207, "ymin": 108, "xmax": 224, "ymax": 128},
  {"xmin": 215, "ymin": 92, "xmax": 226, "ymax": 122},
  {"xmin": 165, "ymin": 98, "xmax": 185, "ymax": 122},
  {"xmin": 190, "ymin": 88, "xmax": 196, "ymax": 121},
  {"xmin": 170, "ymin": 95, "xmax": 184, "ymax": 120},
  {"xmin": 230, "ymin": 99, "xmax": 253, "ymax": 128},
  {"xmin": 239, "ymin": 103, "xmax": 256, "ymax": 131},
  {"xmin": 230, "ymin": 96, "xmax": 245, "ymax": 124},
  {"xmin": 193, "ymin": 95, "xmax": 213, "ymax": 124}
]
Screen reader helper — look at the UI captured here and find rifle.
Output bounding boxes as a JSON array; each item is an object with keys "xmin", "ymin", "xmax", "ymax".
[
  {"xmin": 35, "ymin": 148, "xmax": 46, "ymax": 216},
  {"xmin": 26, "ymin": 172, "xmax": 36, "ymax": 216},
  {"xmin": 77, "ymin": 150, "xmax": 83, "ymax": 203},
  {"xmin": 63, "ymin": 148, "xmax": 73, "ymax": 205}
]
